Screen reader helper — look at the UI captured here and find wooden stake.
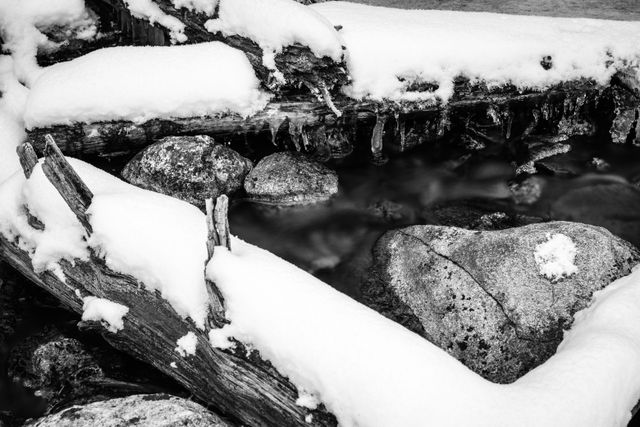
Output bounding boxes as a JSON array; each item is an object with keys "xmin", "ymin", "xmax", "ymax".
[{"xmin": 214, "ymin": 195, "xmax": 231, "ymax": 251}]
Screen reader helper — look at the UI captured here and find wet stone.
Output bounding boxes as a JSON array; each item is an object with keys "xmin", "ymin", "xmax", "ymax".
[
  {"xmin": 244, "ymin": 152, "xmax": 339, "ymax": 206},
  {"xmin": 122, "ymin": 136, "xmax": 252, "ymax": 207}
]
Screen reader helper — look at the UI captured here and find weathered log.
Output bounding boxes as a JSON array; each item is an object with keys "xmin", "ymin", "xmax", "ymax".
[
  {"xmin": 88, "ymin": 0, "xmax": 348, "ymax": 92},
  {"xmin": 4, "ymin": 139, "xmax": 337, "ymax": 427},
  {"xmin": 27, "ymin": 79, "xmax": 608, "ymax": 162}
]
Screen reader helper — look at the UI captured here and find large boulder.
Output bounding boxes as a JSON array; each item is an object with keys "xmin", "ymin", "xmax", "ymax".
[
  {"xmin": 122, "ymin": 136, "xmax": 252, "ymax": 206},
  {"xmin": 364, "ymin": 221, "xmax": 640, "ymax": 383},
  {"xmin": 27, "ymin": 394, "xmax": 232, "ymax": 427},
  {"xmin": 244, "ymin": 152, "xmax": 338, "ymax": 205}
]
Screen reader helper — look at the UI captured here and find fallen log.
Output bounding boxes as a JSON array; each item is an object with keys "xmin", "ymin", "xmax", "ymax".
[
  {"xmin": 87, "ymin": 0, "xmax": 348, "ymax": 92},
  {"xmin": 27, "ymin": 78, "xmax": 610, "ymax": 162},
  {"xmin": 0, "ymin": 137, "xmax": 337, "ymax": 427}
]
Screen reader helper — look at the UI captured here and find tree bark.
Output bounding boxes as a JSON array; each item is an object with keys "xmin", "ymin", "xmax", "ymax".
[
  {"xmin": 27, "ymin": 79, "xmax": 608, "ymax": 161},
  {"xmin": 1, "ymin": 138, "xmax": 337, "ymax": 427}
]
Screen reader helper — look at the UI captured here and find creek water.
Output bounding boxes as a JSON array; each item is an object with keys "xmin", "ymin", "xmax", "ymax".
[{"xmin": 2, "ymin": 0, "xmax": 640, "ymax": 425}]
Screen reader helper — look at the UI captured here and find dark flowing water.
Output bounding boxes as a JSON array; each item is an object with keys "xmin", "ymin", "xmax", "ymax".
[{"xmin": 230, "ymin": 137, "xmax": 640, "ymax": 299}]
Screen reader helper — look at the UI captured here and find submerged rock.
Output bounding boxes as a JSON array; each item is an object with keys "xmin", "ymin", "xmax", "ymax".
[
  {"xmin": 610, "ymin": 87, "xmax": 639, "ymax": 145},
  {"xmin": 122, "ymin": 136, "xmax": 252, "ymax": 207},
  {"xmin": 244, "ymin": 152, "xmax": 338, "ymax": 205},
  {"xmin": 27, "ymin": 394, "xmax": 232, "ymax": 427},
  {"xmin": 550, "ymin": 182, "xmax": 640, "ymax": 248},
  {"xmin": 8, "ymin": 327, "xmax": 181, "ymax": 414},
  {"xmin": 364, "ymin": 221, "xmax": 639, "ymax": 383}
]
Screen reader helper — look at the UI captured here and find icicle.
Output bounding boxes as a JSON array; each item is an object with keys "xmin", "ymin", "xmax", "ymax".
[
  {"xmin": 268, "ymin": 116, "xmax": 286, "ymax": 146},
  {"xmin": 318, "ymin": 81, "xmax": 342, "ymax": 118},
  {"xmin": 288, "ymin": 119, "xmax": 305, "ymax": 152},
  {"xmin": 370, "ymin": 113, "xmax": 388, "ymax": 165}
]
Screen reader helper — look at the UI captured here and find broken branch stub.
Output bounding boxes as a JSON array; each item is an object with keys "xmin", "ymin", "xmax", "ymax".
[
  {"xmin": 42, "ymin": 134, "xmax": 94, "ymax": 234},
  {"xmin": 16, "ymin": 142, "xmax": 38, "ymax": 178}
]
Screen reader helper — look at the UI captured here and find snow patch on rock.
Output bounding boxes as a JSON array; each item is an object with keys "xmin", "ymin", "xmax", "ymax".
[{"xmin": 534, "ymin": 233, "xmax": 578, "ymax": 281}]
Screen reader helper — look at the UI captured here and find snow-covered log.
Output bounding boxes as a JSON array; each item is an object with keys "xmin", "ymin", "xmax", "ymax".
[
  {"xmin": 1, "ymin": 138, "xmax": 336, "ymax": 427},
  {"xmin": 26, "ymin": 78, "xmax": 610, "ymax": 160},
  {"xmin": 87, "ymin": 0, "xmax": 348, "ymax": 92}
]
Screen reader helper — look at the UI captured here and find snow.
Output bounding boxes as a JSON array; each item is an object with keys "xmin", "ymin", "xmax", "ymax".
[
  {"xmin": 0, "ymin": 57, "xmax": 28, "ymax": 183},
  {"xmin": 175, "ymin": 331, "xmax": 198, "ymax": 357},
  {"xmin": 0, "ymin": 0, "xmax": 96, "ymax": 85},
  {"xmin": 81, "ymin": 296, "xmax": 129, "ymax": 333},
  {"xmin": 2, "ymin": 155, "xmax": 640, "ymax": 425},
  {"xmin": 311, "ymin": 2, "xmax": 640, "ymax": 102},
  {"xmin": 534, "ymin": 233, "xmax": 578, "ymax": 281},
  {"xmin": 205, "ymin": 0, "xmax": 344, "ymax": 76},
  {"xmin": 124, "ymin": 0, "xmax": 187, "ymax": 43},
  {"xmin": 0, "ymin": 160, "xmax": 211, "ymax": 328},
  {"xmin": 207, "ymin": 239, "xmax": 640, "ymax": 427},
  {"xmin": 172, "ymin": 0, "xmax": 218, "ymax": 16},
  {"xmin": 24, "ymin": 42, "xmax": 270, "ymax": 129}
]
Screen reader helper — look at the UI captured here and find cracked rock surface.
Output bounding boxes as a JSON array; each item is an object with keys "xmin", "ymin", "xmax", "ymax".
[
  {"xmin": 364, "ymin": 221, "xmax": 640, "ymax": 383},
  {"xmin": 27, "ymin": 394, "xmax": 233, "ymax": 427}
]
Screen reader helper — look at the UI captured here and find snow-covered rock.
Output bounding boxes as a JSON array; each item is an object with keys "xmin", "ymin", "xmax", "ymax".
[
  {"xmin": 27, "ymin": 394, "xmax": 232, "ymax": 427},
  {"xmin": 365, "ymin": 221, "xmax": 640, "ymax": 382},
  {"xmin": 122, "ymin": 136, "xmax": 252, "ymax": 207},
  {"xmin": 244, "ymin": 152, "xmax": 338, "ymax": 205}
]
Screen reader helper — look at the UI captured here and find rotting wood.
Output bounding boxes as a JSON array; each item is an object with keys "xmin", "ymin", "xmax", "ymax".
[
  {"xmin": 213, "ymin": 195, "xmax": 231, "ymax": 251},
  {"xmin": 4, "ymin": 138, "xmax": 338, "ymax": 427},
  {"xmin": 204, "ymin": 197, "xmax": 227, "ymax": 329},
  {"xmin": 16, "ymin": 142, "xmax": 38, "ymax": 178},
  {"xmin": 41, "ymin": 135, "xmax": 94, "ymax": 234},
  {"xmin": 27, "ymin": 79, "xmax": 609, "ymax": 162}
]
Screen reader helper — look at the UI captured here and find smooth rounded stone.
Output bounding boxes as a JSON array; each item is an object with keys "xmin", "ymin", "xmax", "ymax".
[
  {"xmin": 510, "ymin": 176, "xmax": 545, "ymax": 205},
  {"xmin": 550, "ymin": 182, "xmax": 640, "ymax": 248},
  {"xmin": 244, "ymin": 152, "xmax": 338, "ymax": 205},
  {"xmin": 122, "ymin": 136, "xmax": 252, "ymax": 206},
  {"xmin": 364, "ymin": 221, "xmax": 640, "ymax": 383},
  {"xmin": 27, "ymin": 394, "xmax": 233, "ymax": 427}
]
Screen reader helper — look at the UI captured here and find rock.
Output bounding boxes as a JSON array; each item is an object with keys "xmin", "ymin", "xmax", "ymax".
[
  {"xmin": 610, "ymin": 87, "xmax": 639, "ymax": 145},
  {"xmin": 27, "ymin": 394, "xmax": 233, "ymax": 427},
  {"xmin": 510, "ymin": 176, "xmax": 545, "ymax": 205},
  {"xmin": 244, "ymin": 152, "xmax": 338, "ymax": 205},
  {"xmin": 515, "ymin": 141, "xmax": 571, "ymax": 176},
  {"xmin": 550, "ymin": 182, "xmax": 640, "ymax": 248},
  {"xmin": 364, "ymin": 221, "xmax": 640, "ymax": 383},
  {"xmin": 122, "ymin": 136, "xmax": 252, "ymax": 207},
  {"xmin": 420, "ymin": 199, "xmax": 541, "ymax": 231},
  {"xmin": 8, "ymin": 327, "xmax": 183, "ymax": 414}
]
